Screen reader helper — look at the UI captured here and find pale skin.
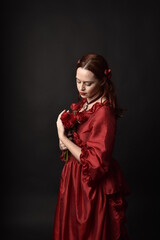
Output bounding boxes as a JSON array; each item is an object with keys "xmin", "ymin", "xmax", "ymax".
[{"xmin": 56, "ymin": 67, "xmax": 106, "ymax": 162}]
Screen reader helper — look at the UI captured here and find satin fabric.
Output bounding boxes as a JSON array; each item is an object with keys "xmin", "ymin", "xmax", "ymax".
[{"xmin": 53, "ymin": 101, "xmax": 130, "ymax": 240}]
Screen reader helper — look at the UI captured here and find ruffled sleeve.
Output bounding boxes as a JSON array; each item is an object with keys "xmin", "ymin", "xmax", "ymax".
[{"xmin": 73, "ymin": 105, "xmax": 116, "ymax": 186}]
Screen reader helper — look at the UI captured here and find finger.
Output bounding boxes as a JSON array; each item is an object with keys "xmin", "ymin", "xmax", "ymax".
[
  {"xmin": 61, "ymin": 109, "xmax": 66, "ymax": 114},
  {"xmin": 60, "ymin": 142, "xmax": 67, "ymax": 150},
  {"xmin": 60, "ymin": 142, "xmax": 65, "ymax": 148},
  {"xmin": 60, "ymin": 141, "xmax": 66, "ymax": 147},
  {"xmin": 57, "ymin": 110, "xmax": 66, "ymax": 120},
  {"xmin": 59, "ymin": 109, "xmax": 66, "ymax": 116}
]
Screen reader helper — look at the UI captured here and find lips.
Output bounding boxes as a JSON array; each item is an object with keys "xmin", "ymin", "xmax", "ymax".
[{"xmin": 79, "ymin": 92, "xmax": 86, "ymax": 96}]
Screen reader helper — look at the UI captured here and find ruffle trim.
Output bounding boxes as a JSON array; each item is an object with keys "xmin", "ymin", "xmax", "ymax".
[
  {"xmin": 73, "ymin": 132, "xmax": 93, "ymax": 186},
  {"xmin": 80, "ymin": 145, "xmax": 93, "ymax": 186},
  {"xmin": 70, "ymin": 98, "xmax": 112, "ymax": 116},
  {"xmin": 84, "ymin": 99, "xmax": 110, "ymax": 114}
]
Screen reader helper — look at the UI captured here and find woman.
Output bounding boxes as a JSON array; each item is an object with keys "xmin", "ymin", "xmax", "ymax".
[{"xmin": 53, "ymin": 53, "xmax": 130, "ymax": 240}]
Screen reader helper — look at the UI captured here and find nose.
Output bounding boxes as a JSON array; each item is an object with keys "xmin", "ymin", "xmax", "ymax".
[{"xmin": 80, "ymin": 83, "xmax": 85, "ymax": 91}]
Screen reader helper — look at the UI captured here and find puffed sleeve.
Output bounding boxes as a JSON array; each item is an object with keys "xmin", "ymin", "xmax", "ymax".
[{"xmin": 74, "ymin": 105, "xmax": 116, "ymax": 186}]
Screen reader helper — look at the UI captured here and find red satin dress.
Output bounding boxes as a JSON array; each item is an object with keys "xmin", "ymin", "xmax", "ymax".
[{"xmin": 53, "ymin": 99, "xmax": 130, "ymax": 240}]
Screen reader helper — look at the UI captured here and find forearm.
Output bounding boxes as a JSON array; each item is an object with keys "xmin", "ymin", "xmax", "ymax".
[{"xmin": 60, "ymin": 135, "xmax": 81, "ymax": 162}]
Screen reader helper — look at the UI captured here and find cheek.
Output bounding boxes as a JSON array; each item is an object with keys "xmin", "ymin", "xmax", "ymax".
[{"xmin": 88, "ymin": 85, "xmax": 99, "ymax": 94}]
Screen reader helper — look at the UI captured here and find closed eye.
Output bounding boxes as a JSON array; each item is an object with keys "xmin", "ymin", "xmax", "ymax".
[
  {"xmin": 85, "ymin": 82, "xmax": 92, "ymax": 86},
  {"xmin": 76, "ymin": 79, "xmax": 93, "ymax": 86},
  {"xmin": 76, "ymin": 79, "xmax": 81, "ymax": 84}
]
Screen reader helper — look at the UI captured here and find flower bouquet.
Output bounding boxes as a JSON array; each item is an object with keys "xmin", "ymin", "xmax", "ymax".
[{"xmin": 60, "ymin": 102, "xmax": 87, "ymax": 163}]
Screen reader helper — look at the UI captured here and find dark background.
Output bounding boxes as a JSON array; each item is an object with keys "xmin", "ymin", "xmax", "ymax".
[{"xmin": 2, "ymin": 0, "xmax": 159, "ymax": 239}]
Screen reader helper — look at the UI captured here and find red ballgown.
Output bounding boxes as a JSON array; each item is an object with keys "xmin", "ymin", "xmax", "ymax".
[{"xmin": 53, "ymin": 99, "xmax": 130, "ymax": 240}]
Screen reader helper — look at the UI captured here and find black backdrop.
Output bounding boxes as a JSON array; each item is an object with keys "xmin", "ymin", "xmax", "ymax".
[{"xmin": 3, "ymin": 0, "xmax": 159, "ymax": 239}]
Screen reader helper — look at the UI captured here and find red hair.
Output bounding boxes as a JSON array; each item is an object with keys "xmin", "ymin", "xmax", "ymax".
[{"xmin": 77, "ymin": 53, "xmax": 126, "ymax": 118}]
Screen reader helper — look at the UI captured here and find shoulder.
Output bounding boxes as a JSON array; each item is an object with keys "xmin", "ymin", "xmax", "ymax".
[
  {"xmin": 94, "ymin": 103, "xmax": 115, "ymax": 118},
  {"xmin": 91, "ymin": 104, "xmax": 116, "ymax": 127}
]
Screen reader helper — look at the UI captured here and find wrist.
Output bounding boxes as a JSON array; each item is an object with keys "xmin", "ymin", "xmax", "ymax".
[{"xmin": 59, "ymin": 133, "xmax": 67, "ymax": 141}]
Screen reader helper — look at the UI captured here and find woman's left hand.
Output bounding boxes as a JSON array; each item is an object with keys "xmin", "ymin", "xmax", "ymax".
[{"xmin": 56, "ymin": 110, "xmax": 66, "ymax": 139}]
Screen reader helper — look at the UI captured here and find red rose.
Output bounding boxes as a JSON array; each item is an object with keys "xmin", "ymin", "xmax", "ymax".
[
  {"xmin": 66, "ymin": 114, "xmax": 76, "ymax": 129},
  {"xmin": 61, "ymin": 111, "xmax": 77, "ymax": 129},
  {"xmin": 61, "ymin": 111, "xmax": 70, "ymax": 122},
  {"xmin": 70, "ymin": 103, "xmax": 80, "ymax": 111},
  {"xmin": 73, "ymin": 132, "xmax": 83, "ymax": 146},
  {"xmin": 76, "ymin": 112, "xmax": 87, "ymax": 124}
]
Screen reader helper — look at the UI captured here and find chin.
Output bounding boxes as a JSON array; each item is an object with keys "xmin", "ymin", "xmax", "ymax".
[{"xmin": 80, "ymin": 94, "xmax": 87, "ymax": 98}]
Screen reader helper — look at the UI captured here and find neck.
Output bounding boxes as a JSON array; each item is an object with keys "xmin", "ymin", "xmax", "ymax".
[
  {"xmin": 87, "ymin": 91, "xmax": 103, "ymax": 105},
  {"xmin": 83, "ymin": 91, "xmax": 104, "ymax": 111}
]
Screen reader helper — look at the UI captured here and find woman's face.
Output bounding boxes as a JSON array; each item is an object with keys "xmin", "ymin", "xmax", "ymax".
[{"xmin": 76, "ymin": 67, "xmax": 103, "ymax": 101}]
